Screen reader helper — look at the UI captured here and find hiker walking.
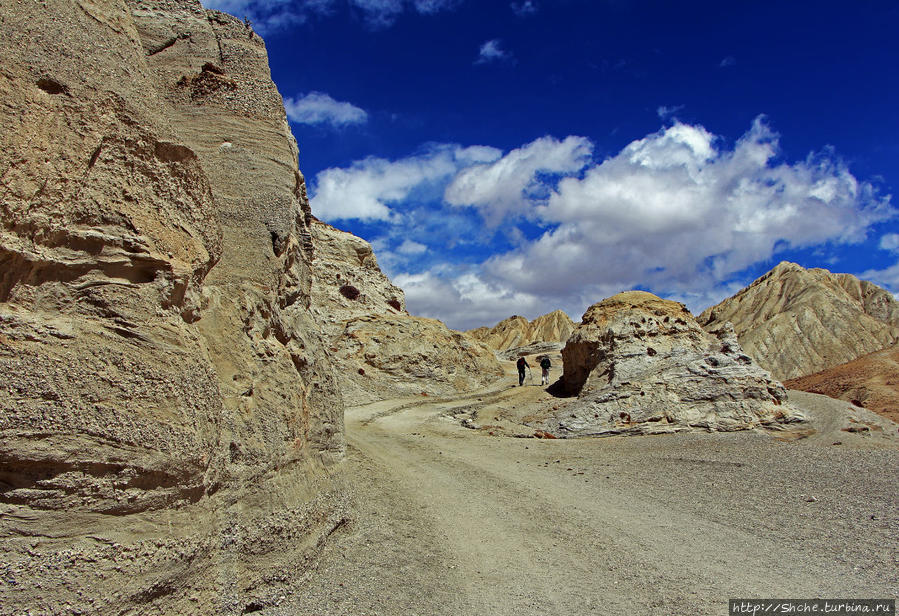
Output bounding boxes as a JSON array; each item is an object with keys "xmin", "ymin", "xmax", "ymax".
[
  {"xmin": 516, "ymin": 356, "xmax": 530, "ymax": 386},
  {"xmin": 539, "ymin": 355, "xmax": 552, "ymax": 386}
]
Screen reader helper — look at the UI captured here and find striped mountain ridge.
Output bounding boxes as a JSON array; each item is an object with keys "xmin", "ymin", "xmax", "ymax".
[{"xmin": 699, "ymin": 261, "xmax": 899, "ymax": 381}]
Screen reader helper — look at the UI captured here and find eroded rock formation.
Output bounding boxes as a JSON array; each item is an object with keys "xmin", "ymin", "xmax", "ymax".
[
  {"xmin": 543, "ymin": 292, "xmax": 804, "ymax": 437},
  {"xmin": 309, "ymin": 220, "xmax": 503, "ymax": 402},
  {"xmin": 468, "ymin": 309, "xmax": 575, "ymax": 351},
  {"xmin": 1, "ymin": 2, "xmax": 344, "ymax": 614},
  {"xmin": 700, "ymin": 262, "xmax": 899, "ymax": 380}
]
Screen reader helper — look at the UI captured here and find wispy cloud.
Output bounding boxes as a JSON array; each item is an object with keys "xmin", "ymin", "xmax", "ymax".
[
  {"xmin": 397, "ymin": 239, "xmax": 428, "ymax": 254},
  {"xmin": 201, "ymin": 0, "xmax": 333, "ymax": 33},
  {"xmin": 284, "ymin": 92, "xmax": 368, "ymax": 127},
  {"xmin": 510, "ymin": 1, "xmax": 537, "ymax": 17},
  {"xmin": 201, "ymin": 0, "xmax": 460, "ymax": 32},
  {"xmin": 880, "ymin": 233, "xmax": 899, "ymax": 251},
  {"xmin": 719, "ymin": 55, "xmax": 736, "ymax": 68},
  {"xmin": 476, "ymin": 39, "xmax": 513, "ymax": 64},
  {"xmin": 657, "ymin": 104, "xmax": 685, "ymax": 119}
]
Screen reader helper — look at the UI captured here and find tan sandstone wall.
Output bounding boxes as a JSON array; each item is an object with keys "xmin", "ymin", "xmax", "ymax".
[{"xmin": 0, "ymin": 1, "xmax": 345, "ymax": 614}]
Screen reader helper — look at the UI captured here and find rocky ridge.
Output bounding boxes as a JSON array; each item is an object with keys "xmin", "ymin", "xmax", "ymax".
[
  {"xmin": 468, "ymin": 309, "xmax": 575, "ymax": 351},
  {"xmin": 309, "ymin": 220, "xmax": 503, "ymax": 402},
  {"xmin": 1, "ymin": 2, "xmax": 345, "ymax": 614},
  {"xmin": 700, "ymin": 262, "xmax": 899, "ymax": 381},
  {"xmin": 543, "ymin": 292, "xmax": 805, "ymax": 437}
]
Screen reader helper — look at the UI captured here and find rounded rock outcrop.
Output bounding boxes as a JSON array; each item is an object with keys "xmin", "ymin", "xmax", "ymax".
[{"xmin": 545, "ymin": 291, "xmax": 805, "ymax": 437}]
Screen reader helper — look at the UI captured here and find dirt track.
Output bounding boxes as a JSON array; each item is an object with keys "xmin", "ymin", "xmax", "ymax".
[{"xmin": 272, "ymin": 378, "xmax": 899, "ymax": 615}]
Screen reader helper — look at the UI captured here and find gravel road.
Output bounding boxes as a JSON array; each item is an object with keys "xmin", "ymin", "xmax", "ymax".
[{"xmin": 271, "ymin": 383, "xmax": 898, "ymax": 616}]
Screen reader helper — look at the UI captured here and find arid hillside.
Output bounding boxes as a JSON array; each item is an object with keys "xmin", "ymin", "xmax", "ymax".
[
  {"xmin": 700, "ymin": 262, "xmax": 899, "ymax": 380},
  {"xmin": 468, "ymin": 309, "xmax": 575, "ymax": 350},
  {"xmin": 786, "ymin": 344, "xmax": 899, "ymax": 425}
]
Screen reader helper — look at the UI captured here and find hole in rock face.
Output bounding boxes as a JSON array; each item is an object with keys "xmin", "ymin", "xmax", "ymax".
[
  {"xmin": 646, "ymin": 347, "xmax": 657, "ymax": 356},
  {"xmin": 37, "ymin": 77, "xmax": 67, "ymax": 95},
  {"xmin": 339, "ymin": 284, "xmax": 360, "ymax": 300},
  {"xmin": 387, "ymin": 298, "xmax": 401, "ymax": 311}
]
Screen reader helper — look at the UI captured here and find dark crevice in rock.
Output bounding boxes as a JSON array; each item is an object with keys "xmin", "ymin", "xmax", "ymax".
[{"xmin": 36, "ymin": 77, "xmax": 68, "ymax": 95}]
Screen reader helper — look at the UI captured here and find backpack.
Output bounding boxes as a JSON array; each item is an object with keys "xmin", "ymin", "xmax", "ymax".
[{"xmin": 540, "ymin": 357, "xmax": 551, "ymax": 370}]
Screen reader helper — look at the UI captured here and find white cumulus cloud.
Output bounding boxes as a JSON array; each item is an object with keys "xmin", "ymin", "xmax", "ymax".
[
  {"xmin": 284, "ymin": 92, "xmax": 368, "ymax": 127},
  {"xmin": 313, "ymin": 118, "xmax": 893, "ymax": 329},
  {"xmin": 310, "ymin": 144, "xmax": 502, "ymax": 221},
  {"xmin": 444, "ymin": 135, "xmax": 593, "ymax": 223},
  {"xmin": 483, "ymin": 117, "xmax": 893, "ymax": 301}
]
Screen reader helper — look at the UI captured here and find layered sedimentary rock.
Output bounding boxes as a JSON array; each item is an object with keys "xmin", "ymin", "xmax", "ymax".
[
  {"xmin": 785, "ymin": 345, "xmax": 899, "ymax": 425},
  {"xmin": 1, "ymin": 2, "xmax": 344, "ymax": 614},
  {"xmin": 468, "ymin": 309, "xmax": 575, "ymax": 351},
  {"xmin": 700, "ymin": 262, "xmax": 899, "ymax": 381},
  {"xmin": 543, "ymin": 292, "xmax": 804, "ymax": 437},
  {"xmin": 309, "ymin": 220, "xmax": 503, "ymax": 402}
]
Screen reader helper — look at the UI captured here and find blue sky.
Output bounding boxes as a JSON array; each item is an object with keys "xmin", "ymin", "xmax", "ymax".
[{"xmin": 202, "ymin": 0, "xmax": 898, "ymax": 330}]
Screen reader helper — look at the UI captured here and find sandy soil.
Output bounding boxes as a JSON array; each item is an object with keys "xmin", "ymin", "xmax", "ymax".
[{"xmin": 269, "ymin": 360, "xmax": 899, "ymax": 615}]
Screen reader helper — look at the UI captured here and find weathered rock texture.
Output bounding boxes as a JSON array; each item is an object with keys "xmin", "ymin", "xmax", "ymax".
[
  {"xmin": 700, "ymin": 262, "xmax": 899, "ymax": 381},
  {"xmin": 309, "ymin": 220, "xmax": 503, "ymax": 402},
  {"xmin": 785, "ymin": 344, "xmax": 899, "ymax": 425},
  {"xmin": 544, "ymin": 292, "xmax": 805, "ymax": 437},
  {"xmin": 1, "ymin": 2, "xmax": 345, "ymax": 614},
  {"xmin": 468, "ymin": 309, "xmax": 575, "ymax": 351}
]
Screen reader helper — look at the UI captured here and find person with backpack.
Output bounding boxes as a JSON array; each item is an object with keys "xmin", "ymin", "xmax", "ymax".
[
  {"xmin": 539, "ymin": 356, "xmax": 552, "ymax": 386},
  {"xmin": 516, "ymin": 356, "xmax": 529, "ymax": 386}
]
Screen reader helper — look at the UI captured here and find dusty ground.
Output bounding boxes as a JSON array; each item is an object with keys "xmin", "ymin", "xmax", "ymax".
[{"xmin": 268, "ymin": 359, "xmax": 899, "ymax": 616}]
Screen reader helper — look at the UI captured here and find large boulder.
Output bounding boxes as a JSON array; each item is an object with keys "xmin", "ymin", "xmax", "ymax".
[
  {"xmin": 309, "ymin": 220, "xmax": 503, "ymax": 402},
  {"xmin": 1, "ymin": 2, "xmax": 344, "ymax": 614},
  {"xmin": 544, "ymin": 292, "xmax": 805, "ymax": 437},
  {"xmin": 700, "ymin": 261, "xmax": 899, "ymax": 380}
]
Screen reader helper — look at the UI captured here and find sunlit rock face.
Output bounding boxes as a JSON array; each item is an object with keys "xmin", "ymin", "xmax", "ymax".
[
  {"xmin": 0, "ymin": 1, "xmax": 346, "ymax": 613},
  {"xmin": 309, "ymin": 219, "xmax": 503, "ymax": 403},
  {"xmin": 467, "ymin": 310, "xmax": 576, "ymax": 350},
  {"xmin": 700, "ymin": 261, "xmax": 899, "ymax": 381}
]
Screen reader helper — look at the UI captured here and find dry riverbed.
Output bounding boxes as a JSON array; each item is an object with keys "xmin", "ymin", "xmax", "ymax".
[{"xmin": 268, "ymin": 370, "xmax": 899, "ymax": 616}]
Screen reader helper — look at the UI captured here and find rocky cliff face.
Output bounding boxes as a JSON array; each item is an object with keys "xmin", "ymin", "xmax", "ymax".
[
  {"xmin": 699, "ymin": 262, "xmax": 899, "ymax": 381},
  {"xmin": 1, "ymin": 2, "xmax": 345, "ymax": 614},
  {"xmin": 309, "ymin": 220, "xmax": 503, "ymax": 402},
  {"xmin": 544, "ymin": 292, "xmax": 804, "ymax": 437},
  {"xmin": 468, "ymin": 310, "xmax": 575, "ymax": 351}
]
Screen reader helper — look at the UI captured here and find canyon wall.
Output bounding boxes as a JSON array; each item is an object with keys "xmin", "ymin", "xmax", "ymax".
[{"xmin": 0, "ymin": 1, "xmax": 345, "ymax": 613}]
